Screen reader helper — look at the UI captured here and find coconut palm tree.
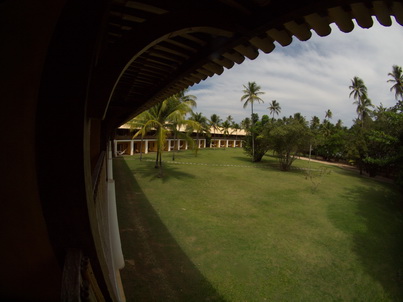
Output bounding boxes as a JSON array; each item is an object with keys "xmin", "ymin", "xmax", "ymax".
[
  {"xmin": 268, "ymin": 100, "xmax": 281, "ymax": 119},
  {"xmin": 387, "ymin": 65, "xmax": 403, "ymax": 101},
  {"xmin": 188, "ymin": 112, "xmax": 209, "ymax": 156},
  {"xmin": 170, "ymin": 90, "xmax": 197, "ymax": 160},
  {"xmin": 240, "ymin": 81, "xmax": 265, "ymax": 160},
  {"xmin": 129, "ymin": 113, "xmax": 151, "ymax": 161},
  {"xmin": 310, "ymin": 115, "xmax": 320, "ymax": 130},
  {"xmin": 349, "ymin": 76, "xmax": 370, "ymax": 127},
  {"xmin": 209, "ymin": 114, "xmax": 222, "ymax": 149},
  {"xmin": 226, "ymin": 115, "xmax": 234, "ymax": 124},
  {"xmin": 231, "ymin": 122, "xmax": 241, "ymax": 140},
  {"xmin": 325, "ymin": 109, "xmax": 332, "ymax": 120},
  {"xmin": 241, "ymin": 117, "xmax": 251, "ymax": 131},
  {"xmin": 131, "ymin": 92, "xmax": 195, "ymax": 174},
  {"xmin": 357, "ymin": 96, "xmax": 374, "ymax": 127},
  {"xmin": 221, "ymin": 120, "xmax": 231, "ymax": 150},
  {"xmin": 349, "ymin": 76, "xmax": 367, "ymax": 102}
]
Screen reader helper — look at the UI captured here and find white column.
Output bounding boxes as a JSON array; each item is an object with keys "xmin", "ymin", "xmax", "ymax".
[
  {"xmin": 168, "ymin": 139, "xmax": 171, "ymax": 152},
  {"xmin": 145, "ymin": 140, "xmax": 149, "ymax": 154},
  {"xmin": 130, "ymin": 140, "xmax": 134, "ymax": 155},
  {"xmin": 233, "ymin": 140, "xmax": 236, "ymax": 148},
  {"xmin": 113, "ymin": 140, "xmax": 118, "ymax": 157},
  {"xmin": 106, "ymin": 142, "xmax": 125, "ymax": 270},
  {"xmin": 240, "ymin": 140, "xmax": 243, "ymax": 148},
  {"xmin": 226, "ymin": 140, "xmax": 229, "ymax": 148},
  {"xmin": 210, "ymin": 139, "xmax": 213, "ymax": 148},
  {"xmin": 185, "ymin": 141, "xmax": 188, "ymax": 150}
]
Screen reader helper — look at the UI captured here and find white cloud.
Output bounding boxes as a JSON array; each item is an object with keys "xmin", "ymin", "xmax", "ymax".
[{"xmin": 190, "ymin": 19, "xmax": 403, "ymax": 127}]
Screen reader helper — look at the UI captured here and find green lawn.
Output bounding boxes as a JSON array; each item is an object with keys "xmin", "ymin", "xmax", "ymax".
[{"xmin": 114, "ymin": 148, "xmax": 403, "ymax": 302}]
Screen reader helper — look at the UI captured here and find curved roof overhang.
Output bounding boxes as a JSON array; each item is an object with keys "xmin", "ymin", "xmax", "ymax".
[{"xmin": 88, "ymin": 0, "xmax": 403, "ymax": 132}]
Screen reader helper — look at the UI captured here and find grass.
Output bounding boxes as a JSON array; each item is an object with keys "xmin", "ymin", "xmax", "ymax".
[{"xmin": 114, "ymin": 148, "xmax": 403, "ymax": 301}]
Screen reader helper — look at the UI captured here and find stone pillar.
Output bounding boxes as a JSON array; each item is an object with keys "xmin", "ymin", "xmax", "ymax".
[{"xmin": 130, "ymin": 140, "xmax": 134, "ymax": 155}]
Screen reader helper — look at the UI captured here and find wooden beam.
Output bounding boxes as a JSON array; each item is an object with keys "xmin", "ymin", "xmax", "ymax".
[{"xmin": 222, "ymin": 50, "xmax": 244, "ymax": 64}]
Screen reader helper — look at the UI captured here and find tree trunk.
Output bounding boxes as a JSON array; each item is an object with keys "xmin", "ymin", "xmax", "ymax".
[
  {"xmin": 155, "ymin": 149, "xmax": 159, "ymax": 168},
  {"xmin": 172, "ymin": 132, "xmax": 176, "ymax": 161},
  {"xmin": 251, "ymin": 102, "xmax": 254, "ymax": 162},
  {"xmin": 140, "ymin": 136, "xmax": 143, "ymax": 161}
]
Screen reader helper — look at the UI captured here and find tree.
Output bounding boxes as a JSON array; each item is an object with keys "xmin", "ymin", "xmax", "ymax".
[
  {"xmin": 349, "ymin": 76, "xmax": 371, "ymax": 127},
  {"xmin": 349, "ymin": 76, "xmax": 367, "ymax": 102},
  {"xmin": 268, "ymin": 117, "xmax": 311, "ymax": 171},
  {"xmin": 357, "ymin": 96, "xmax": 374, "ymax": 127},
  {"xmin": 387, "ymin": 65, "xmax": 403, "ymax": 101},
  {"xmin": 310, "ymin": 116, "xmax": 320, "ymax": 130},
  {"xmin": 242, "ymin": 114, "xmax": 271, "ymax": 162},
  {"xmin": 209, "ymin": 114, "xmax": 222, "ymax": 149},
  {"xmin": 231, "ymin": 122, "xmax": 241, "ymax": 140},
  {"xmin": 362, "ymin": 102, "xmax": 403, "ymax": 180},
  {"xmin": 241, "ymin": 117, "xmax": 251, "ymax": 131},
  {"xmin": 221, "ymin": 120, "xmax": 231, "ymax": 150},
  {"xmin": 170, "ymin": 90, "xmax": 197, "ymax": 160},
  {"xmin": 240, "ymin": 81, "xmax": 265, "ymax": 161},
  {"xmin": 129, "ymin": 113, "xmax": 151, "ymax": 161},
  {"xmin": 188, "ymin": 112, "xmax": 209, "ymax": 156},
  {"xmin": 226, "ymin": 115, "xmax": 234, "ymax": 124},
  {"xmin": 325, "ymin": 109, "xmax": 332, "ymax": 120},
  {"xmin": 268, "ymin": 100, "xmax": 281, "ymax": 119},
  {"xmin": 131, "ymin": 91, "xmax": 195, "ymax": 175}
]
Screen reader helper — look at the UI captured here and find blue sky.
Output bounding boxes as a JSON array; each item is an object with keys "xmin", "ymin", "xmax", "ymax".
[{"xmin": 189, "ymin": 18, "xmax": 403, "ymax": 127}]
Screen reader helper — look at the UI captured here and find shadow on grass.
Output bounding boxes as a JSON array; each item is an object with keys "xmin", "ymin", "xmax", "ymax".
[
  {"xmin": 129, "ymin": 160, "xmax": 197, "ymax": 184},
  {"xmin": 113, "ymin": 158, "xmax": 225, "ymax": 301},
  {"xmin": 329, "ymin": 185, "xmax": 403, "ymax": 300}
]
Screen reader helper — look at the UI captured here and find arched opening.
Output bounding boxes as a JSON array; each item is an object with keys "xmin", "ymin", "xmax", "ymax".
[
  {"xmin": 1, "ymin": 1, "xmax": 402, "ymax": 301},
  {"xmin": 112, "ymin": 13, "xmax": 403, "ymax": 302}
]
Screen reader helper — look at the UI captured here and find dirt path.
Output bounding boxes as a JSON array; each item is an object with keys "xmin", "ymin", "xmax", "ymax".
[{"xmin": 298, "ymin": 156, "xmax": 394, "ymax": 184}]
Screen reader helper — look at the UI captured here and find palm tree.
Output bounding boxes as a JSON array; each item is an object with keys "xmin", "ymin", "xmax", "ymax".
[
  {"xmin": 268, "ymin": 100, "xmax": 281, "ymax": 119},
  {"xmin": 129, "ymin": 113, "xmax": 151, "ymax": 161},
  {"xmin": 131, "ymin": 92, "xmax": 195, "ymax": 174},
  {"xmin": 209, "ymin": 114, "xmax": 222, "ymax": 149},
  {"xmin": 221, "ymin": 120, "xmax": 231, "ymax": 150},
  {"xmin": 171, "ymin": 90, "xmax": 197, "ymax": 160},
  {"xmin": 349, "ymin": 76, "xmax": 367, "ymax": 101},
  {"xmin": 231, "ymin": 122, "xmax": 241, "ymax": 140},
  {"xmin": 325, "ymin": 109, "xmax": 332, "ymax": 120},
  {"xmin": 387, "ymin": 65, "xmax": 403, "ymax": 100},
  {"xmin": 349, "ymin": 76, "xmax": 369, "ymax": 127},
  {"xmin": 226, "ymin": 115, "xmax": 234, "ymax": 124},
  {"xmin": 357, "ymin": 96, "xmax": 374, "ymax": 127},
  {"xmin": 310, "ymin": 115, "xmax": 320, "ymax": 130},
  {"xmin": 240, "ymin": 81, "xmax": 265, "ymax": 160},
  {"xmin": 241, "ymin": 117, "xmax": 251, "ymax": 131},
  {"xmin": 188, "ymin": 112, "xmax": 209, "ymax": 156}
]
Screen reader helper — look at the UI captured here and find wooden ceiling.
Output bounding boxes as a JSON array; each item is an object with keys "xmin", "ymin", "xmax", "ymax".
[{"xmin": 89, "ymin": 0, "xmax": 403, "ymax": 130}]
